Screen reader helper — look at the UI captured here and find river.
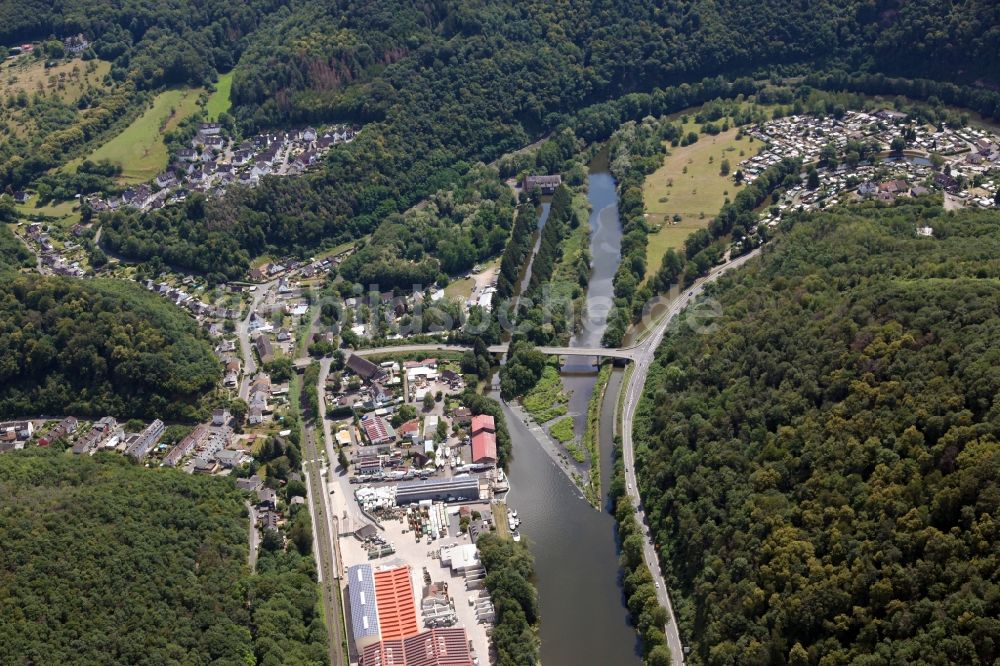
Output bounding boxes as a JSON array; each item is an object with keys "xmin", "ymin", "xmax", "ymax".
[
  {"xmin": 561, "ymin": 148, "xmax": 623, "ymax": 447},
  {"xmin": 496, "ymin": 149, "xmax": 641, "ymax": 666}
]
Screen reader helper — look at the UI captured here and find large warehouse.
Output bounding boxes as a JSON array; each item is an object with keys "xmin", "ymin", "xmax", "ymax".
[
  {"xmin": 347, "ymin": 564, "xmax": 382, "ymax": 650},
  {"xmin": 394, "ymin": 476, "xmax": 480, "ymax": 505}
]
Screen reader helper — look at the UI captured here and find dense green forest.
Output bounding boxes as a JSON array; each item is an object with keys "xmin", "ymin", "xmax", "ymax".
[
  {"xmin": 634, "ymin": 201, "xmax": 1000, "ymax": 664},
  {"xmin": 338, "ymin": 163, "xmax": 515, "ymax": 288},
  {"xmin": 87, "ymin": 0, "xmax": 1000, "ymax": 277},
  {"xmin": 0, "ymin": 0, "xmax": 283, "ymax": 89},
  {"xmin": 0, "ymin": 226, "xmax": 219, "ymax": 420},
  {"xmin": 0, "ymin": 450, "xmax": 326, "ymax": 665}
]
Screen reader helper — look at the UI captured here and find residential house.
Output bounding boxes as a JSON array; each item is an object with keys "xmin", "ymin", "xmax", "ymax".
[
  {"xmin": 0, "ymin": 420, "xmax": 33, "ymax": 440},
  {"xmin": 347, "ymin": 354, "xmax": 387, "ymax": 384},
  {"xmin": 236, "ymin": 475, "xmax": 263, "ymax": 492},
  {"xmin": 215, "ymin": 448, "xmax": 247, "ymax": 469},
  {"xmin": 162, "ymin": 425, "xmax": 207, "ymax": 467},
  {"xmin": 255, "ymin": 334, "xmax": 274, "ymax": 364},
  {"xmin": 451, "ymin": 407, "xmax": 472, "ymax": 425},
  {"xmin": 125, "ymin": 419, "xmax": 165, "ymax": 461},
  {"xmin": 257, "ymin": 487, "xmax": 278, "ymax": 510},
  {"xmin": 212, "ymin": 409, "xmax": 230, "ymax": 427},
  {"xmin": 224, "ymin": 360, "xmax": 240, "ymax": 388},
  {"xmin": 155, "ymin": 172, "xmax": 177, "ymax": 189},
  {"xmin": 38, "ymin": 417, "xmax": 78, "ymax": 446},
  {"xmin": 193, "ymin": 458, "xmax": 219, "ymax": 474},
  {"xmin": 73, "ymin": 417, "xmax": 119, "ymax": 455}
]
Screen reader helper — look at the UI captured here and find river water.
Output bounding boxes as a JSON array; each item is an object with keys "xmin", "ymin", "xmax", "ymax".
[
  {"xmin": 561, "ymin": 148, "xmax": 623, "ymax": 444},
  {"xmin": 497, "ymin": 149, "xmax": 641, "ymax": 666}
]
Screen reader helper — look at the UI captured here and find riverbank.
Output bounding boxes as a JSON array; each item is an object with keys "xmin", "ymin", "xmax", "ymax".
[{"xmin": 581, "ymin": 363, "xmax": 611, "ymax": 506}]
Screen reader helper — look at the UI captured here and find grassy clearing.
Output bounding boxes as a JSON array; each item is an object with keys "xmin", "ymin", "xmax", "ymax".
[
  {"xmin": 1, "ymin": 58, "xmax": 111, "ymax": 105},
  {"xmin": 445, "ymin": 275, "xmax": 475, "ymax": 300},
  {"xmin": 15, "ymin": 194, "xmax": 81, "ymax": 227},
  {"xmin": 79, "ymin": 88, "xmax": 203, "ymax": 183},
  {"xmin": 549, "ymin": 417, "xmax": 575, "ymax": 443},
  {"xmin": 641, "ymin": 120, "xmax": 764, "ymax": 282},
  {"xmin": 521, "ymin": 365, "xmax": 569, "ymax": 423},
  {"xmin": 205, "ymin": 71, "xmax": 233, "ymax": 120},
  {"xmin": 445, "ymin": 256, "xmax": 501, "ymax": 301}
]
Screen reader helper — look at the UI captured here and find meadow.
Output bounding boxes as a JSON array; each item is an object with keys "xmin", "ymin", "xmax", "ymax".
[
  {"xmin": 641, "ymin": 118, "xmax": 764, "ymax": 281},
  {"xmin": 1, "ymin": 57, "xmax": 110, "ymax": 105},
  {"xmin": 76, "ymin": 88, "xmax": 202, "ymax": 183},
  {"xmin": 205, "ymin": 71, "xmax": 233, "ymax": 120}
]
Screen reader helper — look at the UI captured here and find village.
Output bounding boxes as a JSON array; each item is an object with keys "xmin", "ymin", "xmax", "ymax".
[
  {"xmin": 84, "ymin": 122, "xmax": 358, "ymax": 213},
  {"xmin": 323, "ymin": 350, "xmax": 510, "ymax": 666},
  {"xmin": 0, "ymin": 333, "xmax": 509, "ymax": 666},
  {"xmin": 740, "ymin": 109, "xmax": 999, "ymax": 231}
]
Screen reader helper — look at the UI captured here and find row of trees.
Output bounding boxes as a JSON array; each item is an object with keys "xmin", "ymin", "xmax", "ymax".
[
  {"xmin": 494, "ymin": 202, "xmax": 540, "ymax": 305},
  {"xmin": 608, "ymin": 438, "xmax": 673, "ymax": 666},
  {"xmin": 515, "ymin": 184, "xmax": 582, "ymax": 345},
  {"xmin": 634, "ymin": 200, "xmax": 1000, "ymax": 664},
  {"xmin": 477, "ymin": 532, "xmax": 539, "ymax": 666}
]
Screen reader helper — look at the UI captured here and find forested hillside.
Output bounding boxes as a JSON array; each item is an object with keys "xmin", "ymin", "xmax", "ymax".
[
  {"xmin": 0, "ymin": 225, "xmax": 219, "ymax": 420},
  {"xmin": 0, "ymin": 0, "xmax": 284, "ymax": 89},
  {"xmin": 91, "ymin": 0, "xmax": 1000, "ymax": 276},
  {"xmin": 635, "ymin": 201, "xmax": 1000, "ymax": 664},
  {"xmin": 0, "ymin": 450, "xmax": 327, "ymax": 665}
]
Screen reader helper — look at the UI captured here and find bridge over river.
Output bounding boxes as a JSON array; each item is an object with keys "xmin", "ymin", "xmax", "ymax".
[{"xmin": 294, "ymin": 342, "xmax": 639, "ymax": 368}]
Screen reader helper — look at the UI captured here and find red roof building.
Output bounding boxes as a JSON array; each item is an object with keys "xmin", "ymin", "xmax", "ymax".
[
  {"xmin": 470, "ymin": 414, "xmax": 495, "ymax": 436},
  {"xmin": 361, "ymin": 627, "xmax": 474, "ymax": 666},
  {"xmin": 397, "ymin": 419, "xmax": 420, "ymax": 441},
  {"xmin": 362, "ymin": 414, "xmax": 396, "ymax": 446},
  {"xmin": 373, "ymin": 566, "xmax": 419, "ymax": 641},
  {"xmin": 471, "ymin": 431, "xmax": 497, "ymax": 465}
]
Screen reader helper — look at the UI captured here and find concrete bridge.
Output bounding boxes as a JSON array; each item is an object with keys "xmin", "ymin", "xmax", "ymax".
[{"xmin": 293, "ymin": 342, "xmax": 639, "ymax": 368}]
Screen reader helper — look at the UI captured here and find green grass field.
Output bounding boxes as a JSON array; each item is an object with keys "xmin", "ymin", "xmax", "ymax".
[
  {"xmin": 15, "ymin": 195, "xmax": 81, "ymax": 228},
  {"xmin": 205, "ymin": 71, "xmax": 233, "ymax": 120},
  {"xmin": 642, "ymin": 119, "xmax": 764, "ymax": 282},
  {"xmin": 77, "ymin": 88, "xmax": 203, "ymax": 183},
  {"xmin": 444, "ymin": 257, "xmax": 500, "ymax": 301}
]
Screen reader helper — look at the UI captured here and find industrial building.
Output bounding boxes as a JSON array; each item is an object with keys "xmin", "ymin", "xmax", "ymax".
[
  {"xmin": 395, "ymin": 477, "xmax": 480, "ymax": 505},
  {"xmin": 348, "ymin": 564, "xmax": 382, "ymax": 650},
  {"xmin": 373, "ymin": 566, "xmax": 420, "ymax": 640},
  {"xmin": 360, "ymin": 627, "xmax": 474, "ymax": 666}
]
